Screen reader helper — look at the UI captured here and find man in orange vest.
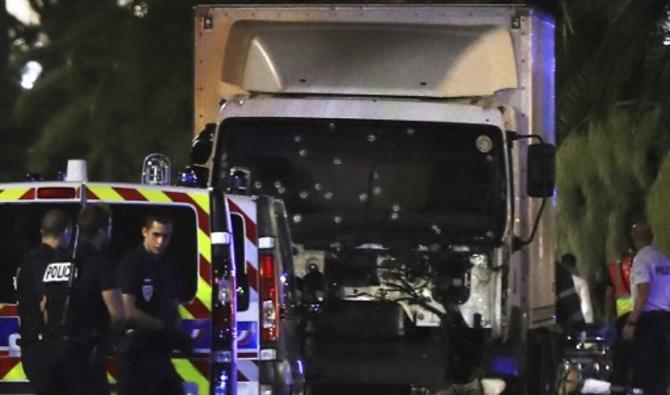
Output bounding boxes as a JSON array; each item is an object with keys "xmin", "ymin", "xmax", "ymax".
[
  {"xmin": 606, "ymin": 253, "xmax": 633, "ymax": 320},
  {"xmin": 605, "ymin": 252, "xmax": 634, "ymax": 394}
]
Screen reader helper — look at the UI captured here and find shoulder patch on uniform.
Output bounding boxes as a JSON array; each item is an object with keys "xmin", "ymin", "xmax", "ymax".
[
  {"xmin": 43, "ymin": 262, "xmax": 73, "ymax": 283},
  {"xmin": 142, "ymin": 284, "xmax": 154, "ymax": 302}
]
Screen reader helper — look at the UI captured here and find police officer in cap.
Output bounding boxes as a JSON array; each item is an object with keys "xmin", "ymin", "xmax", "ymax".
[
  {"xmin": 16, "ymin": 209, "xmax": 72, "ymax": 395},
  {"xmin": 42, "ymin": 203, "xmax": 124, "ymax": 395},
  {"xmin": 117, "ymin": 212, "xmax": 186, "ymax": 395}
]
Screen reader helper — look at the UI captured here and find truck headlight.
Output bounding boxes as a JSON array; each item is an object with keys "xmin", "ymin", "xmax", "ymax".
[{"xmin": 469, "ymin": 254, "xmax": 488, "ymax": 267}]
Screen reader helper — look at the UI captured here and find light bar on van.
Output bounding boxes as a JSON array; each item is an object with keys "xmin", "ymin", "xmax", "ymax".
[{"xmin": 37, "ymin": 187, "xmax": 77, "ymax": 199}]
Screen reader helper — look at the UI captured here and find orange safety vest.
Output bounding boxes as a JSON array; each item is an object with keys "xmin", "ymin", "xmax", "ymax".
[{"xmin": 608, "ymin": 255, "xmax": 633, "ymax": 316}]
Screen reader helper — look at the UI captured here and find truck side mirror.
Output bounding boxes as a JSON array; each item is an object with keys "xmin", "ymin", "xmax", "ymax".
[
  {"xmin": 191, "ymin": 123, "xmax": 216, "ymax": 165},
  {"xmin": 527, "ymin": 143, "xmax": 555, "ymax": 197}
]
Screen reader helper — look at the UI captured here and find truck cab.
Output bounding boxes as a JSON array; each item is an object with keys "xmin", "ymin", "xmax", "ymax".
[{"xmin": 194, "ymin": 4, "xmax": 556, "ymax": 394}]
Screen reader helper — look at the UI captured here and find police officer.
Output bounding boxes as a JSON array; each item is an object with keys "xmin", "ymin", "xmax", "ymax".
[
  {"xmin": 42, "ymin": 204, "xmax": 124, "ymax": 395},
  {"xmin": 16, "ymin": 209, "xmax": 72, "ymax": 395},
  {"xmin": 117, "ymin": 213, "xmax": 185, "ymax": 395},
  {"xmin": 622, "ymin": 222, "xmax": 670, "ymax": 395}
]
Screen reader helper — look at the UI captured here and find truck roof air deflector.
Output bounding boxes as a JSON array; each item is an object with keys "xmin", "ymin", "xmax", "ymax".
[{"xmin": 221, "ymin": 21, "xmax": 518, "ymax": 98}]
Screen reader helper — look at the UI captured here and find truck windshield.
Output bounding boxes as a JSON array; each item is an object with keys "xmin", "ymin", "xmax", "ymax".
[{"xmin": 217, "ymin": 118, "xmax": 507, "ymax": 249}]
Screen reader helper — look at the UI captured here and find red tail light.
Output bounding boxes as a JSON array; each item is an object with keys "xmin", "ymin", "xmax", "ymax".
[
  {"xmin": 260, "ymin": 254, "xmax": 278, "ymax": 342},
  {"xmin": 37, "ymin": 187, "xmax": 77, "ymax": 199}
]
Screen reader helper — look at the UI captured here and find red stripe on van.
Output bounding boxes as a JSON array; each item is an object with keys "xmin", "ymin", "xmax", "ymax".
[{"xmin": 227, "ymin": 200, "xmax": 257, "ymax": 243}]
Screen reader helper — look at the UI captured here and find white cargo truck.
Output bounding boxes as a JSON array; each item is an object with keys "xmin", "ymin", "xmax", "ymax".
[{"xmin": 193, "ymin": 4, "xmax": 557, "ymax": 394}]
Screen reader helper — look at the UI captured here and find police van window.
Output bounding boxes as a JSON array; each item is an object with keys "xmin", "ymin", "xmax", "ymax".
[
  {"xmin": 231, "ymin": 214, "xmax": 250, "ymax": 311},
  {"xmin": 107, "ymin": 204, "xmax": 198, "ymax": 303},
  {"xmin": 0, "ymin": 203, "xmax": 80, "ymax": 303}
]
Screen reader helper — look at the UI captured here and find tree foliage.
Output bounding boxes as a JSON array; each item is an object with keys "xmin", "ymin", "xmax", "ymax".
[
  {"xmin": 0, "ymin": 0, "xmax": 37, "ymax": 181},
  {"xmin": 556, "ymin": 0, "xmax": 670, "ymax": 313},
  {"xmin": 10, "ymin": 0, "xmax": 193, "ymax": 182}
]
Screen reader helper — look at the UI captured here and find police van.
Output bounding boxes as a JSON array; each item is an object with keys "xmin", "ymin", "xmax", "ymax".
[{"xmin": 0, "ymin": 157, "xmax": 305, "ymax": 395}]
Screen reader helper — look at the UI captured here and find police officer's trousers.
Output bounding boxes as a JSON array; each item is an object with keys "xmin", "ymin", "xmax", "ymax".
[
  {"xmin": 20, "ymin": 339, "xmax": 57, "ymax": 395},
  {"xmin": 632, "ymin": 311, "xmax": 670, "ymax": 395},
  {"xmin": 116, "ymin": 330, "xmax": 184, "ymax": 395}
]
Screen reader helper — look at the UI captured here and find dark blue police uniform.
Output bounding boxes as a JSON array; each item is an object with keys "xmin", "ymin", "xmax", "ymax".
[
  {"xmin": 37, "ymin": 240, "xmax": 116, "ymax": 395},
  {"xmin": 16, "ymin": 243, "xmax": 70, "ymax": 395},
  {"xmin": 116, "ymin": 244, "xmax": 184, "ymax": 395}
]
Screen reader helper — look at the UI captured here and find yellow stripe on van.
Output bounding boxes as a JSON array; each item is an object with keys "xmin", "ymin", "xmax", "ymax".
[
  {"xmin": 172, "ymin": 358, "xmax": 209, "ymax": 395},
  {"xmin": 88, "ymin": 185, "xmax": 124, "ymax": 201},
  {"xmin": 0, "ymin": 188, "xmax": 30, "ymax": 201},
  {"xmin": 189, "ymin": 192, "xmax": 210, "ymax": 215},
  {"xmin": 179, "ymin": 305, "xmax": 195, "ymax": 320},
  {"xmin": 137, "ymin": 189, "xmax": 172, "ymax": 203},
  {"xmin": 197, "ymin": 229, "xmax": 212, "ymax": 263},
  {"xmin": 4, "ymin": 362, "xmax": 26, "ymax": 381},
  {"xmin": 197, "ymin": 277, "xmax": 212, "ymax": 310}
]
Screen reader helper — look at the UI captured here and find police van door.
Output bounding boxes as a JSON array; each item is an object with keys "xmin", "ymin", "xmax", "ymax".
[
  {"xmin": 84, "ymin": 183, "xmax": 235, "ymax": 395},
  {"xmin": 228, "ymin": 194, "xmax": 304, "ymax": 395},
  {"xmin": 227, "ymin": 195, "xmax": 260, "ymax": 395}
]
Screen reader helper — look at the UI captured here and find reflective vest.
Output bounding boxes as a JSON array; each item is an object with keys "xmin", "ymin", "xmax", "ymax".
[{"xmin": 608, "ymin": 255, "xmax": 633, "ymax": 317}]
